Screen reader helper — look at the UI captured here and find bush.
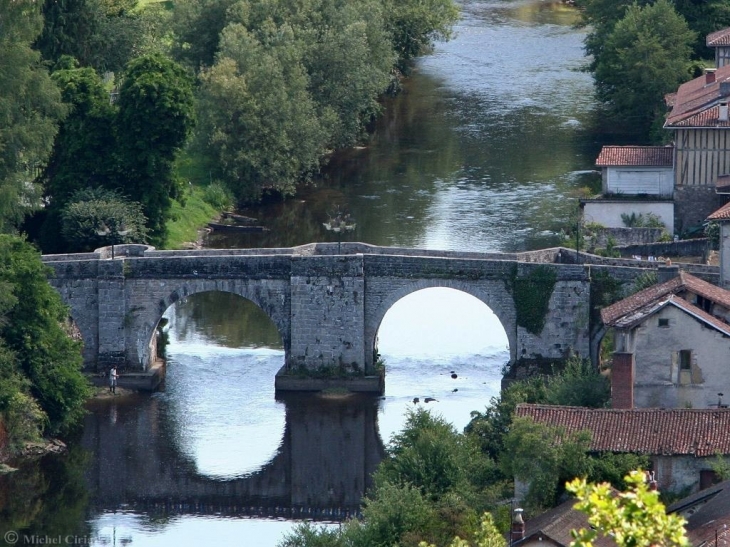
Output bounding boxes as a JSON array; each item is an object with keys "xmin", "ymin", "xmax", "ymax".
[
  {"xmin": 4, "ymin": 392, "xmax": 47, "ymax": 452},
  {"xmin": 203, "ymin": 181, "xmax": 234, "ymax": 210}
]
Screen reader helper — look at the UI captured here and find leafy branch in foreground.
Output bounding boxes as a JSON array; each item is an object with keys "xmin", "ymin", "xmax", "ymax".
[{"xmin": 567, "ymin": 470, "xmax": 689, "ymax": 547}]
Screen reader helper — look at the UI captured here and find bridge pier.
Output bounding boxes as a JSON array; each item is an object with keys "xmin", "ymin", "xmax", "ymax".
[{"xmin": 97, "ymin": 260, "xmax": 127, "ymax": 369}]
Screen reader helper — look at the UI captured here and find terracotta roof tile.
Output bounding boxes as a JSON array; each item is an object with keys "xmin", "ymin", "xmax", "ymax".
[
  {"xmin": 515, "ymin": 404, "xmax": 730, "ymax": 456},
  {"xmin": 708, "ymin": 201, "xmax": 730, "ymax": 220},
  {"xmin": 601, "ymin": 271, "xmax": 730, "ymax": 324},
  {"xmin": 708, "ymin": 28, "xmax": 730, "ymax": 47},
  {"xmin": 665, "ymin": 64, "xmax": 730, "ymax": 128},
  {"xmin": 595, "ymin": 146, "xmax": 673, "ymax": 167}
]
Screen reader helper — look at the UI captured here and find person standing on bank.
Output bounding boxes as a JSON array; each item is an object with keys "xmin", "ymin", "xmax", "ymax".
[{"xmin": 109, "ymin": 366, "xmax": 118, "ymax": 394}]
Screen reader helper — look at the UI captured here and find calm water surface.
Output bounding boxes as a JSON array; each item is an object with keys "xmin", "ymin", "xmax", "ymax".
[{"xmin": 0, "ymin": 1, "xmax": 606, "ymax": 545}]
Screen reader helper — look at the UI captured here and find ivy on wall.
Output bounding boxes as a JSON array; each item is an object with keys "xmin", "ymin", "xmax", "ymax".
[{"xmin": 510, "ymin": 265, "xmax": 558, "ymax": 335}]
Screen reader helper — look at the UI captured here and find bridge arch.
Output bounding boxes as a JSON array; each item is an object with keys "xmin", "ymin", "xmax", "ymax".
[
  {"xmin": 364, "ymin": 278, "xmax": 517, "ymax": 371},
  {"xmin": 128, "ymin": 279, "xmax": 291, "ymax": 370}
]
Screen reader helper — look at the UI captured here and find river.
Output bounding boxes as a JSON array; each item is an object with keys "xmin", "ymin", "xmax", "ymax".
[{"xmin": 0, "ymin": 1, "xmax": 603, "ymax": 545}]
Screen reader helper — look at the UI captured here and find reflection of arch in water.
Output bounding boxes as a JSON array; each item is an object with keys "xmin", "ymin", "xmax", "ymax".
[
  {"xmin": 366, "ymin": 280, "xmax": 515, "ymax": 369},
  {"xmin": 82, "ymin": 393, "xmax": 385, "ymax": 517},
  {"xmin": 159, "ymin": 291, "xmax": 287, "ymax": 478}
]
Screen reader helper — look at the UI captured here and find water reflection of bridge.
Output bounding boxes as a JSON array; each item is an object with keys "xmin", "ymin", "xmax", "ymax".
[{"xmin": 83, "ymin": 392, "xmax": 384, "ymax": 519}]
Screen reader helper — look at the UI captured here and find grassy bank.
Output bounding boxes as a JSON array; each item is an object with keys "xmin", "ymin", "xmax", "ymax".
[{"xmin": 164, "ymin": 185, "xmax": 220, "ymax": 249}]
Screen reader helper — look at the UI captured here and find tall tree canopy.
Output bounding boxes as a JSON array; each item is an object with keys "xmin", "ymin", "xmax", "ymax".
[
  {"xmin": 0, "ymin": 0, "xmax": 66, "ymax": 232},
  {"xmin": 592, "ymin": 0, "xmax": 695, "ymax": 136},
  {"xmin": 114, "ymin": 53, "xmax": 195, "ymax": 243},
  {"xmin": 185, "ymin": 0, "xmax": 458, "ymax": 204}
]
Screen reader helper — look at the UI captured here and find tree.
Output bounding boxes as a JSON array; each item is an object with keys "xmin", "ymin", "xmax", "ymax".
[
  {"xmin": 42, "ymin": 62, "xmax": 117, "ymax": 208},
  {"xmin": 60, "ymin": 188, "xmax": 148, "ymax": 251},
  {"xmin": 114, "ymin": 53, "xmax": 195, "ymax": 244},
  {"xmin": 591, "ymin": 0, "xmax": 695, "ymax": 137},
  {"xmin": 0, "ymin": 235, "xmax": 90, "ymax": 433},
  {"xmin": 36, "ymin": 0, "xmax": 144, "ymax": 73},
  {"xmin": 567, "ymin": 470, "xmax": 689, "ymax": 547},
  {"xmin": 382, "ymin": 0, "xmax": 460, "ymax": 73},
  {"xmin": 501, "ymin": 417, "xmax": 593, "ymax": 511},
  {"xmin": 170, "ymin": 0, "xmax": 239, "ymax": 70},
  {"xmin": 419, "ymin": 512, "xmax": 507, "ymax": 547},
  {"xmin": 0, "ymin": 0, "xmax": 66, "ymax": 232},
  {"xmin": 198, "ymin": 22, "xmax": 328, "ymax": 202}
]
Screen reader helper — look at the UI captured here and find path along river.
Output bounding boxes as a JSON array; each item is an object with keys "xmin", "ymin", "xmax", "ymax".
[{"xmin": 0, "ymin": 1, "xmax": 607, "ymax": 545}]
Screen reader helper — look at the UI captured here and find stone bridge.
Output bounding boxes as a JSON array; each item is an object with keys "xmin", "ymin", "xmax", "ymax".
[{"xmin": 42, "ymin": 242, "xmax": 706, "ymax": 389}]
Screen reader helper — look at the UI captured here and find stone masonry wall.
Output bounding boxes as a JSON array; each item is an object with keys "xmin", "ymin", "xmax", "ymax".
[{"xmin": 289, "ymin": 255, "xmax": 365, "ymax": 372}]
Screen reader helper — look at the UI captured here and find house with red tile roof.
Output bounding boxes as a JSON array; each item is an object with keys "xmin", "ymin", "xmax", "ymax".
[
  {"xmin": 516, "ymin": 404, "xmax": 730, "ymax": 495},
  {"xmin": 664, "ymin": 61, "xmax": 730, "ymax": 231},
  {"xmin": 600, "ymin": 271, "xmax": 730, "ymax": 410},
  {"xmin": 707, "ymin": 28, "xmax": 730, "ymax": 68},
  {"xmin": 582, "ymin": 145, "xmax": 675, "ymax": 235}
]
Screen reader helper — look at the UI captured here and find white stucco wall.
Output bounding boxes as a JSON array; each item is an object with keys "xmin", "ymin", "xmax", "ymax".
[
  {"xmin": 604, "ymin": 166, "xmax": 674, "ymax": 197},
  {"xmin": 653, "ymin": 455, "xmax": 728, "ymax": 495},
  {"xmin": 631, "ymin": 305, "xmax": 730, "ymax": 409},
  {"xmin": 582, "ymin": 201, "xmax": 674, "ymax": 235}
]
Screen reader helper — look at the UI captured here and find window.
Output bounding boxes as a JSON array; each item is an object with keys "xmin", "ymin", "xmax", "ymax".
[
  {"xmin": 658, "ymin": 318, "xmax": 669, "ymax": 328},
  {"xmin": 680, "ymin": 349, "xmax": 692, "ymax": 370}
]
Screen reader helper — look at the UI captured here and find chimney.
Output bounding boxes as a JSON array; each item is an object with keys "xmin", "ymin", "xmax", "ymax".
[
  {"xmin": 511, "ymin": 507, "xmax": 525, "ymax": 544},
  {"xmin": 721, "ymin": 81, "xmax": 730, "ymax": 97},
  {"xmin": 611, "ymin": 352, "xmax": 634, "ymax": 409},
  {"xmin": 707, "ymin": 68, "xmax": 717, "ymax": 84},
  {"xmin": 721, "ymin": 101, "xmax": 729, "ymax": 122}
]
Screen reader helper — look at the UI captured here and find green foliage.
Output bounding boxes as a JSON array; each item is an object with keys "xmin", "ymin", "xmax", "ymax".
[
  {"xmin": 590, "ymin": 270, "xmax": 624, "ymax": 328},
  {"xmin": 567, "ymin": 470, "xmax": 689, "ymax": 547},
  {"xmin": 0, "ymin": 235, "xmax": 90, "ymax": 434},
  {"xmin": 0, "ymin": 0, "xmax": 66, "ymax": 233},
  {"xmin": 356, "ymin": 481, "xmax": 441, "ymax": 547},
  {"xmin": 383, "ymin": 0, "xmax": 460, "ymax": 73},
  {"xmin": 705, "ymin": 221, "xmax": 720, "ymax": 251},
  {"xmin": 587, "ymin": 452, "xmax": 650, "ymax": 490},
  {"xmin": 278, "ymin": 522, "xmax": 347, "ymax": 547},
  {"xmin": 4, "ymin": 392, "xmax": 48, "ymax": 452},
  {"xmin": 543, "ymin": 356, "xmax": 610, "ymax": 408},
  {"xmin": 596, "ymin": 236, "xmax": 621, "ymax": 258},
  {"xmin": 60, "ymin": 188, "xmax": 148, "ymax": 251},
  {"xmin": 42, "ymin": 64, "xmax": 117, "ymax": 208},
  {"xmin": 501, "ymin": 417, "xmax": 592, "ymax": 511},
  {"xmin": 418, "ymin": 512, "xmax": 507, "ymax": 547},
  {"xmin": 589, "ymin": 0, "xmax": 695, "ymax": 137},
  {"xmin": 377, "ymin": 408, "xmax": 499, "ymax": 504},
  {"xmin": 198, "ymin": 22, "xmax": 327, "ymax": 201},
  {"xmin": 190, "ymin": 0, "xmax": 457, "ymax": 204},
  {"xmin": 630, "ymin": 271, "xmax": 659, "ymax": 294},
  {"xmin": 36, "ymin": 0, "xmax": 148, "ymax": 73},
  {"xmin": 115, "ymin": 53, "xmax": 195, "ymax": 244},
  {"xmin": 466, "ymin": 376, "xmax": 548, "ymax": 460},
  {"xmin": 203, "ymin": 181, "xmax": 234, "ymax": 210},
  {"xmin": 170, "ymin": 0, "xmax": 238, "ymax": 70},
  {"xmin": 620, "ymin": 212, "xmax": 665, "ymax": 229},
  {"xmin": 710, "ymin": 452, "xmax": 730, "ymax": 481},
  {"xmin": 466, "ymin": 357, "xmax": 609, "ymax": 461},
  {"xmin": 510, "ymin": 265, "xmax": 557, "ymax": 335}
]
